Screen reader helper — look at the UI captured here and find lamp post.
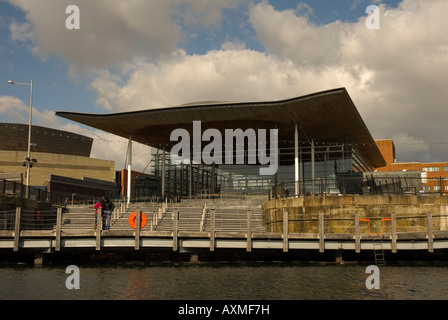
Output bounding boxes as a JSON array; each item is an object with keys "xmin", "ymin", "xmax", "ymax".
[{"xmin": 8, "ymin": 80, "xmax": 35, "ymax": 198}]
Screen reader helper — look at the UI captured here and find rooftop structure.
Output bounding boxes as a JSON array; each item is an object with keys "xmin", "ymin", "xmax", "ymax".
[{"xmin": 56, "ymin": 88, "xmax": 386, "ymax": 199}]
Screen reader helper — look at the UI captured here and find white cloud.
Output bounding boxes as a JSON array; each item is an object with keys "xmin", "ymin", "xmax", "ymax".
[
  {"xmin": 248, "ymin": 0, "xmax": 448, "ymax": 161},
  {"xmin": 0, "ymin": 96, "xmax": 29, "ymax": 123},
  {"xmin": 5, "ymin": 0, "xmax": 448, "ymax": 165},
  {"xmin": 9, "ymin": 20, "xmax": 33, "ymax": 42},
  {"xmin": 7, "ymin": 0, "xmax": 239, "ymax": 70},
  {"xmin": 80, "ymin": 0, "xmax": 448, "ymax": 163}
]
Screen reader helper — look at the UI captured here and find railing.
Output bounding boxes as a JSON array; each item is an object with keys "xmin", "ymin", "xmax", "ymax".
[
  {"xmin": 0, "ymin": 178, "xmax": 66, "ymax": 204},
  {"xmin": 265, "ymin": 210, "xmax": 444, "ymax": 253},
  {"xmin": 0, "ymin": 208, "xmax": 57, "ymax": 231},
  {"xmin": 268, "ymin": 175, "xmax": 448, "ymax": 200},
  {"xmin": 1, "ymin": 205, "xmax": 446, "ymax": 255}
]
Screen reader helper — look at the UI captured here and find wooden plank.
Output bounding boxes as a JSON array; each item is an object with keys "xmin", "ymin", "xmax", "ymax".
[
  {"xmin": 283, "ymin": 208, "xmax": 288, "ymax": 252},
  {"xmin": 427, "ymin": 212, "xmax": 434, "ymax": 253},
  {"xmin": 246, "ymin": 210, "xmax": 252, "ymax": 252},
  {"xmin": 287, "ymin": 233, "xmax": 319, "ymax": 239},
  {"xmin": 433, "ymin": 230, "xmax": 448, "ymax": 239},
  {"xmin": 135, "ymin": 208, "xmax": 141, "ymax": 250},
  {"xmin": 355, "ymin": 213, "xmax": 360, "ymax": 253},
  {"xmin": 173, "ymin": 208, "xmax": 178, "ymax": 251},
  {"xmin": 177, "ymin": 231, "xmax": 209, "ymax": 238},
  {"xmin": 319, "ymin": 212, "xmax": 324, "ymax": 253},
  {"xmin": 214, "ymin": 231, "xmax": 247, "ymax": 238},
  {"xmin": 324, "ymin": 233, "xmax": 354, "ymax": 240},
  {"xmin": 20, "ymin": 230, "xmax": 55, "ymax": 237},
  {"xmin": 396, "ymin": 231, "xmax": 428, "ymax": 240},
  {"xmin": 61, "ymin": 230, "xmax": 96, "ymax": 237},
  {"xmin": 13, "ymin": 207, "xmax": 21, "ymax": 252},
  {"xmin": 0, "ymin": 231, "xmax": 14, "ymax": 237},
  {"xmin": 210, "ymin": 209, "xmax": 215, "ymax": 251},
  {"xmin": 55, "ymin": 207, "xmax": 62, "ymax": 251},
  {"xmin": 391, "ymin": 213, "xmax": 397, "ymax": 253},
  {"xmin": 252, "ymin": 232, "xmax": 283, "ymax": 239},
  {"xmin": 141, "ymin": 230, "xmax": 172, "ymax": 237}
]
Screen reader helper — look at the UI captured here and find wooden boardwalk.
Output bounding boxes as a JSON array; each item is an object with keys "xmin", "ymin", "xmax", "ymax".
[{"xmin": 1, "ymin": 204, "xmax": 448, "ymax": 259}]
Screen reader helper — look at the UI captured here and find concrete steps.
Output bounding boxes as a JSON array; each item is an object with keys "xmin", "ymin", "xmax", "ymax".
[{"xmin": 63, "ymin": 201, "xmax": 267, "ymax": 233}]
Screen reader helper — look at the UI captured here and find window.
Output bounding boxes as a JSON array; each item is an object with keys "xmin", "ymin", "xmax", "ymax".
[
  {"xmin": 434, "ymin": 185, "xmax": 441, "ymax": 192},
  {"xmin": 422, "ymin": 167, "xmax": 440, "ymax": 172},
  {"xmin": 445, "ymin": 185, "xmax": 448, "ymax": 192},
  {"xmin": 444, "ymin": 167, "xmax": 448, "ymax": 171},
  {"xmin": 424, "ymin": 186, "xmax": 431, "ymax": 192}
]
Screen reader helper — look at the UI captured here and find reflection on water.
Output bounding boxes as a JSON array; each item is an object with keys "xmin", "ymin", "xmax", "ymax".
[{"xmin": 1, "ymin": 262, "xmax": 448, "ymax": 300}]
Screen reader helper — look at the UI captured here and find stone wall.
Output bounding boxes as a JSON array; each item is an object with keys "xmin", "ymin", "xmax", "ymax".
[{"xmin": 262, "ymin": 195, "xmax": 448, "ymax": 234}]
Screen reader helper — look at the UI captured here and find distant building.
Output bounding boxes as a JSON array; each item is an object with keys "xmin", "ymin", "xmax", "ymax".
[
  {"xmin": 0, "ymin": 123, "xmax": 116, "ymax": 201},
  {"xmin": 375, "ymin": 139, "xmax": 448, "ymax": 194}
]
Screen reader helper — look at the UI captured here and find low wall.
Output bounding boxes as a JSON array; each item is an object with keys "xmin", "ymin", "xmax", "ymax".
[{"xmin": 262, "ymin": 195, "xmax": 448, "ymax": 234}]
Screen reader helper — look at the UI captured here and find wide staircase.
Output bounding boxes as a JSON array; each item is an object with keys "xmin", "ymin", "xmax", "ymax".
[{"xmin": 61, "ymin": 197, "xmax": 267, "ymax": 233}]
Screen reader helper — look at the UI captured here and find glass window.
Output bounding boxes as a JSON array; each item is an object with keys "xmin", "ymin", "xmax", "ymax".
[
  {"xmin": 444, "ymin": 167, "xmax": 448, "ymax": 171},
  {"xmin": 445, "ymin": 185, "xmax": 448, "ymax": 192},
  {"xmin": 422, "ymin": 167, "xmax": 440, "ymax": 172},
  {"xmin": 434, "ymin": 185, "xmax": 441, "ymax": 191},
  {"xmin": 424, "ymin": 186, "xmax": 431, "ymax": 192}
]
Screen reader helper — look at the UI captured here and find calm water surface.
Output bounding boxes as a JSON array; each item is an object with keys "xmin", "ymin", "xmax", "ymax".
[{"xmin": 1, "ymin": 262, "xmax": 448, "ymax": 300}]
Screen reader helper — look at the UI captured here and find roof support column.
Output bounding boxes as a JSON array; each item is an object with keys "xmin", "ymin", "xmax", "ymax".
[
  {"xmin": 127, "ymin": 135, "xmax": 132, "ymax": 205},
  {"xmin": 162, "ymin": 146, "xmax": 166, "ymax": 201},
  {"xmin": 189, "ymin": 155, "xmax": 192, "ymax": 199},
  {"xmin": 294, "ymin": 124, "xmax": 299, "ymax": 197},
  {"xmin": 311, "ymin": 138, "xmax": 315, "ymax": 193}
]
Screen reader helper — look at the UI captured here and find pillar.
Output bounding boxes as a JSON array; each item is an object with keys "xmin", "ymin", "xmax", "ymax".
[
  {"xmin": 162, "ymin": 146, "xmax": 166, "ymax": 201},
  {"xmin": 34, "ymin": 252, "xmax": 43, "ymax": 267},
  {"xmin": 127, "ymin": 135, "xmax": 132, "ymax": 205},
  {"xmin": 294, "ymin": 124, "xmax": 299, "ymax": 196},
  {"xmin": 311, "ymin": 138, "xmax": 315, "ymax": 193},
  {"xmin": 190, "ymin": 253, "xmax": 199, "ymax": 264}
]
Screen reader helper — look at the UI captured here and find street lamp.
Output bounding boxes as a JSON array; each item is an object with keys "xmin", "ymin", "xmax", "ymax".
[{"xmin": 7, "ymin": 79, "xmax": 34, "ymax": 198}]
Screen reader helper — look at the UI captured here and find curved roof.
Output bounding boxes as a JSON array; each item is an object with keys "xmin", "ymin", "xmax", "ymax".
[{"xmin": 55, "ymin": 87, "xmax": 386, "ymax": 168}]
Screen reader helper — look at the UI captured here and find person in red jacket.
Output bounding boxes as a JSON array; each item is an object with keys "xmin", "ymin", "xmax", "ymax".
[{"xmin": 93, "ymin": 196, "xmax": 114, "ymax": 230}]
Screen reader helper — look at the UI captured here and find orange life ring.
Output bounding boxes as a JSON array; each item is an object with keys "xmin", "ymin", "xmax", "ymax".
[{"xmin": 128, "ymin": 211, "xmax": 147, "ymax": 229}]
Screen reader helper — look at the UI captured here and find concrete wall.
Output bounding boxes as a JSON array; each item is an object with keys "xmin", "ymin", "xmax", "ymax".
[{"xmin": 262, "ymin": 195, "xmax": 448, "ymax": 234}]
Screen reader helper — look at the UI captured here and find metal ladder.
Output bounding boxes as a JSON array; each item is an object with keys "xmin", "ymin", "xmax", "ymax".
[{"xmin": 371, "ymin": 236, "xmax": 385, "ymax": 266}]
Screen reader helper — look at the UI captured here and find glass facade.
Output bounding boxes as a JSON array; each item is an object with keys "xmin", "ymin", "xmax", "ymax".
[{"xmin": 146, "ymin": 141, "xmax": 374, "ymax": 201}]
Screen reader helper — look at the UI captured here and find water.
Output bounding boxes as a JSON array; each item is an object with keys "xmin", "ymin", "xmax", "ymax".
[{"xmin": 1, "ymin": 262, "xmax": 448, "ymax": 300}]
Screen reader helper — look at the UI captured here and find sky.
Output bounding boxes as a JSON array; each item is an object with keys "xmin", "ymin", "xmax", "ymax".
[{"xmin": 0, "ymin": 0, "xmax": 447, "ymax": 173}]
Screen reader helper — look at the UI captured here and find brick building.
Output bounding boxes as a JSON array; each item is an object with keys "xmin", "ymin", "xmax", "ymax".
[{"xmin": 375, "ymin": 139, "xmax": 448, "ymax": 194}]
